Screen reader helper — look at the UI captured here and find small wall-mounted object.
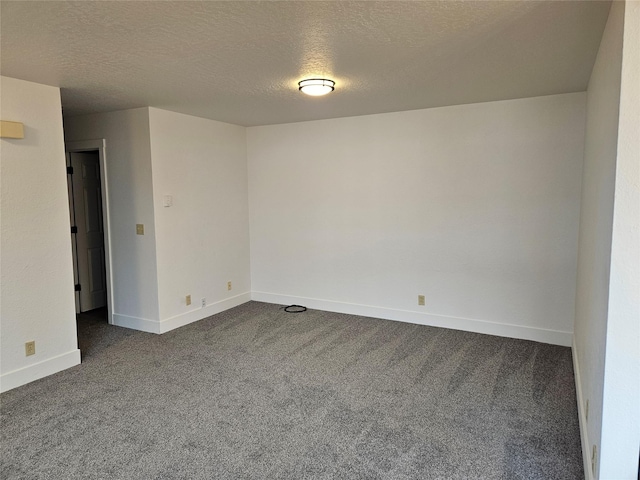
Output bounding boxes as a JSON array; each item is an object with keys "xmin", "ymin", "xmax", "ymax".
[{"xmin": 0, "ymin": 120, "xmax": 25, "ymax": 139}]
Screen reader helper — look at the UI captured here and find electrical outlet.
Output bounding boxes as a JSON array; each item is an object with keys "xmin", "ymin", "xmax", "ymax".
[
  {"xmin": 227, "ymin": 281, "xmax": 232, "ymax": 291},
  {"xmin": 186, "ymin": 295, "xmax": 191, "ymax": 306},
  {"xmin": 201, "ymin": 298, "xmax": 206, "ymax": 308},
  {"xmin": 136, "ymin": 224, "xmax": 144, "ymax": 235},
  {"xmin": 25, "ymin": 341, "xmax": 35, "ymax": 356},
  {"xmin": 591, "ymin": 445, "xmax": 597, "ymax": 476},
  {"xmin": 418, "ymin": 295, "xmax": 425, "ymax": 306}
]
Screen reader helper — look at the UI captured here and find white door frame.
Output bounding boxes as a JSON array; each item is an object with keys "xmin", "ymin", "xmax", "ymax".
[{"xmin": 65, "ymin": 139, "xmax": 114, "ymax": 325}]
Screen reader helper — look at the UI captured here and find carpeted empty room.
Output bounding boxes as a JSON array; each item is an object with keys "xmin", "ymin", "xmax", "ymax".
[
  {"xmin": 4, "ymin": 1, "xmax": 640, "ymax": 478},
  {"xmin": 1, "ymin": 302, "xmax": 582, "ymax": 479}
]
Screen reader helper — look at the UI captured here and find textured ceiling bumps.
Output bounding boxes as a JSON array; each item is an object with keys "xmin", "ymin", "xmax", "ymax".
[{"xmin": 1, "ymin": 1, "xmax": 610, "ymax": 126}]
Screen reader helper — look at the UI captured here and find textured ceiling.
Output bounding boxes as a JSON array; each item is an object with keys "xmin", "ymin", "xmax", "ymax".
[{"xmin": 1, "ymin": 1, "xmax": 611, "ymax": 126}]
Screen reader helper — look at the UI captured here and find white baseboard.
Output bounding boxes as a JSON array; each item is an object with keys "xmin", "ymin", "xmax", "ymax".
[
  {"xmin": 112, "ymin": 313, "xmax": 161, "ymax": 334},
  {"xmin": 158, "ymin": 292, "xmax": 251, "ymax": 333},
  {"xmin": 0, "ymin": 349, "xmax": 81, "ymax": 393},
  {"xmin": 251, "ymin": 291, "xmax": 573, "ymax": 347},
  {"xmin": 112, "ymin": 293, "xmax": 251, "ymax": 334},
  {"xmin": 572, "ymin": 339, "xmax": 593, "ymax": 480}
]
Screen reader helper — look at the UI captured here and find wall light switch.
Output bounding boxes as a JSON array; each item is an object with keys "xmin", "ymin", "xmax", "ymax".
[
  {"xmin": 163, "ymin": 195, "xmax": 173, "ymax": 207},
  {"xmin": 136, "ymin": 224, "xmax": 144, "ymax": 235}
]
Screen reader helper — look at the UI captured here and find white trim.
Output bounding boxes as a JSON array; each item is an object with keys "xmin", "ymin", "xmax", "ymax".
[
  {"xmin": 65, "ymin": 139, "xmax": 114, "ymax": 326},
  {"xmin": 159, "ymin": 292, "xmax": 251, "ymax": 333},
  {"xmin": 112, "ymin": 293, "xmax": 251, "ymax": 335},
  {"xmin": 251, "ymin": 291, "xmax": 573, "ymax": 346},
  {"xmin": 0, "ymin": 349, "xmax": 81, "ymax": 393},
  {"xmin": 572, "ymin": 339, "xmax": 593, "ymax": 480},
  {"xmin": 112, "ymin": 313, "xmax": 161, "ymax": 334}
]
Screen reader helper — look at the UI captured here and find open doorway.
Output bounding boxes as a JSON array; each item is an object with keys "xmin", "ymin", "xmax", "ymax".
[
  {"xmin": 65, "ymin": 140, "xmax": 113, "ymax": 327},
  {"xmin": 68, "ymin": 150, "xmax": 106, "ymax": 313}
]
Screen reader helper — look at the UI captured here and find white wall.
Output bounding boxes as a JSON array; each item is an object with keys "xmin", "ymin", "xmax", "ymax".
[
  {"xmin": 64, "ymin": 108, "xmax": 251, "ymax": 334},
  {"xmin": 0, "ymin": 76, "xmax": 80, "ymax": 392},
  {"xmin": 248, "ymin": 93, "xmax": 586, "ymax": 346},
  {"xmin": 601, "ymin": 1, "xmax": 640, "ymax": 473},
  {"xmin": 573, "ymin": 3, "xmax": 623, "ymax": 476},
  {"xmin": 148, "ymin": 108, "xmax": 250, "ymax": 332},
  {"xmin": 573, "ymin": 1, "xmax": 640, "ymax": 478},
  {"xmin": 573, "ymin": 2, "xmax": 625, "ymax": 478},
  {"xmin": 64, "ymin": 109, "xmax": 161, "ymax": 331}
]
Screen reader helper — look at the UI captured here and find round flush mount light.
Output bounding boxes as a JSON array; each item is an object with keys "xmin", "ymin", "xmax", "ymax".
[{"xmin": 298, "ymin": 78, "xmax": 335, "ymax": 96}]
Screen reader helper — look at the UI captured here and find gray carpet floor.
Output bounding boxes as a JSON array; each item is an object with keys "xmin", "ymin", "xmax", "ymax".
[{"xmin": 1, "ymin": 301, "xmax": 583, "ymax": 479}]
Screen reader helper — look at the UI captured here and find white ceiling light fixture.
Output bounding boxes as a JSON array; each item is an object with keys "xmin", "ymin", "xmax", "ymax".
[{"xmin": 298, "ymin": 78, "xmax": 335, "ymax": 96}]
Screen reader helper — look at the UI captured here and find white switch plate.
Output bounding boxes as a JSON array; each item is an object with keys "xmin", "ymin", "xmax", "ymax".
[{"xmin": 163, "ymin": 195, "xmax": 173, "ymax": 207}]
